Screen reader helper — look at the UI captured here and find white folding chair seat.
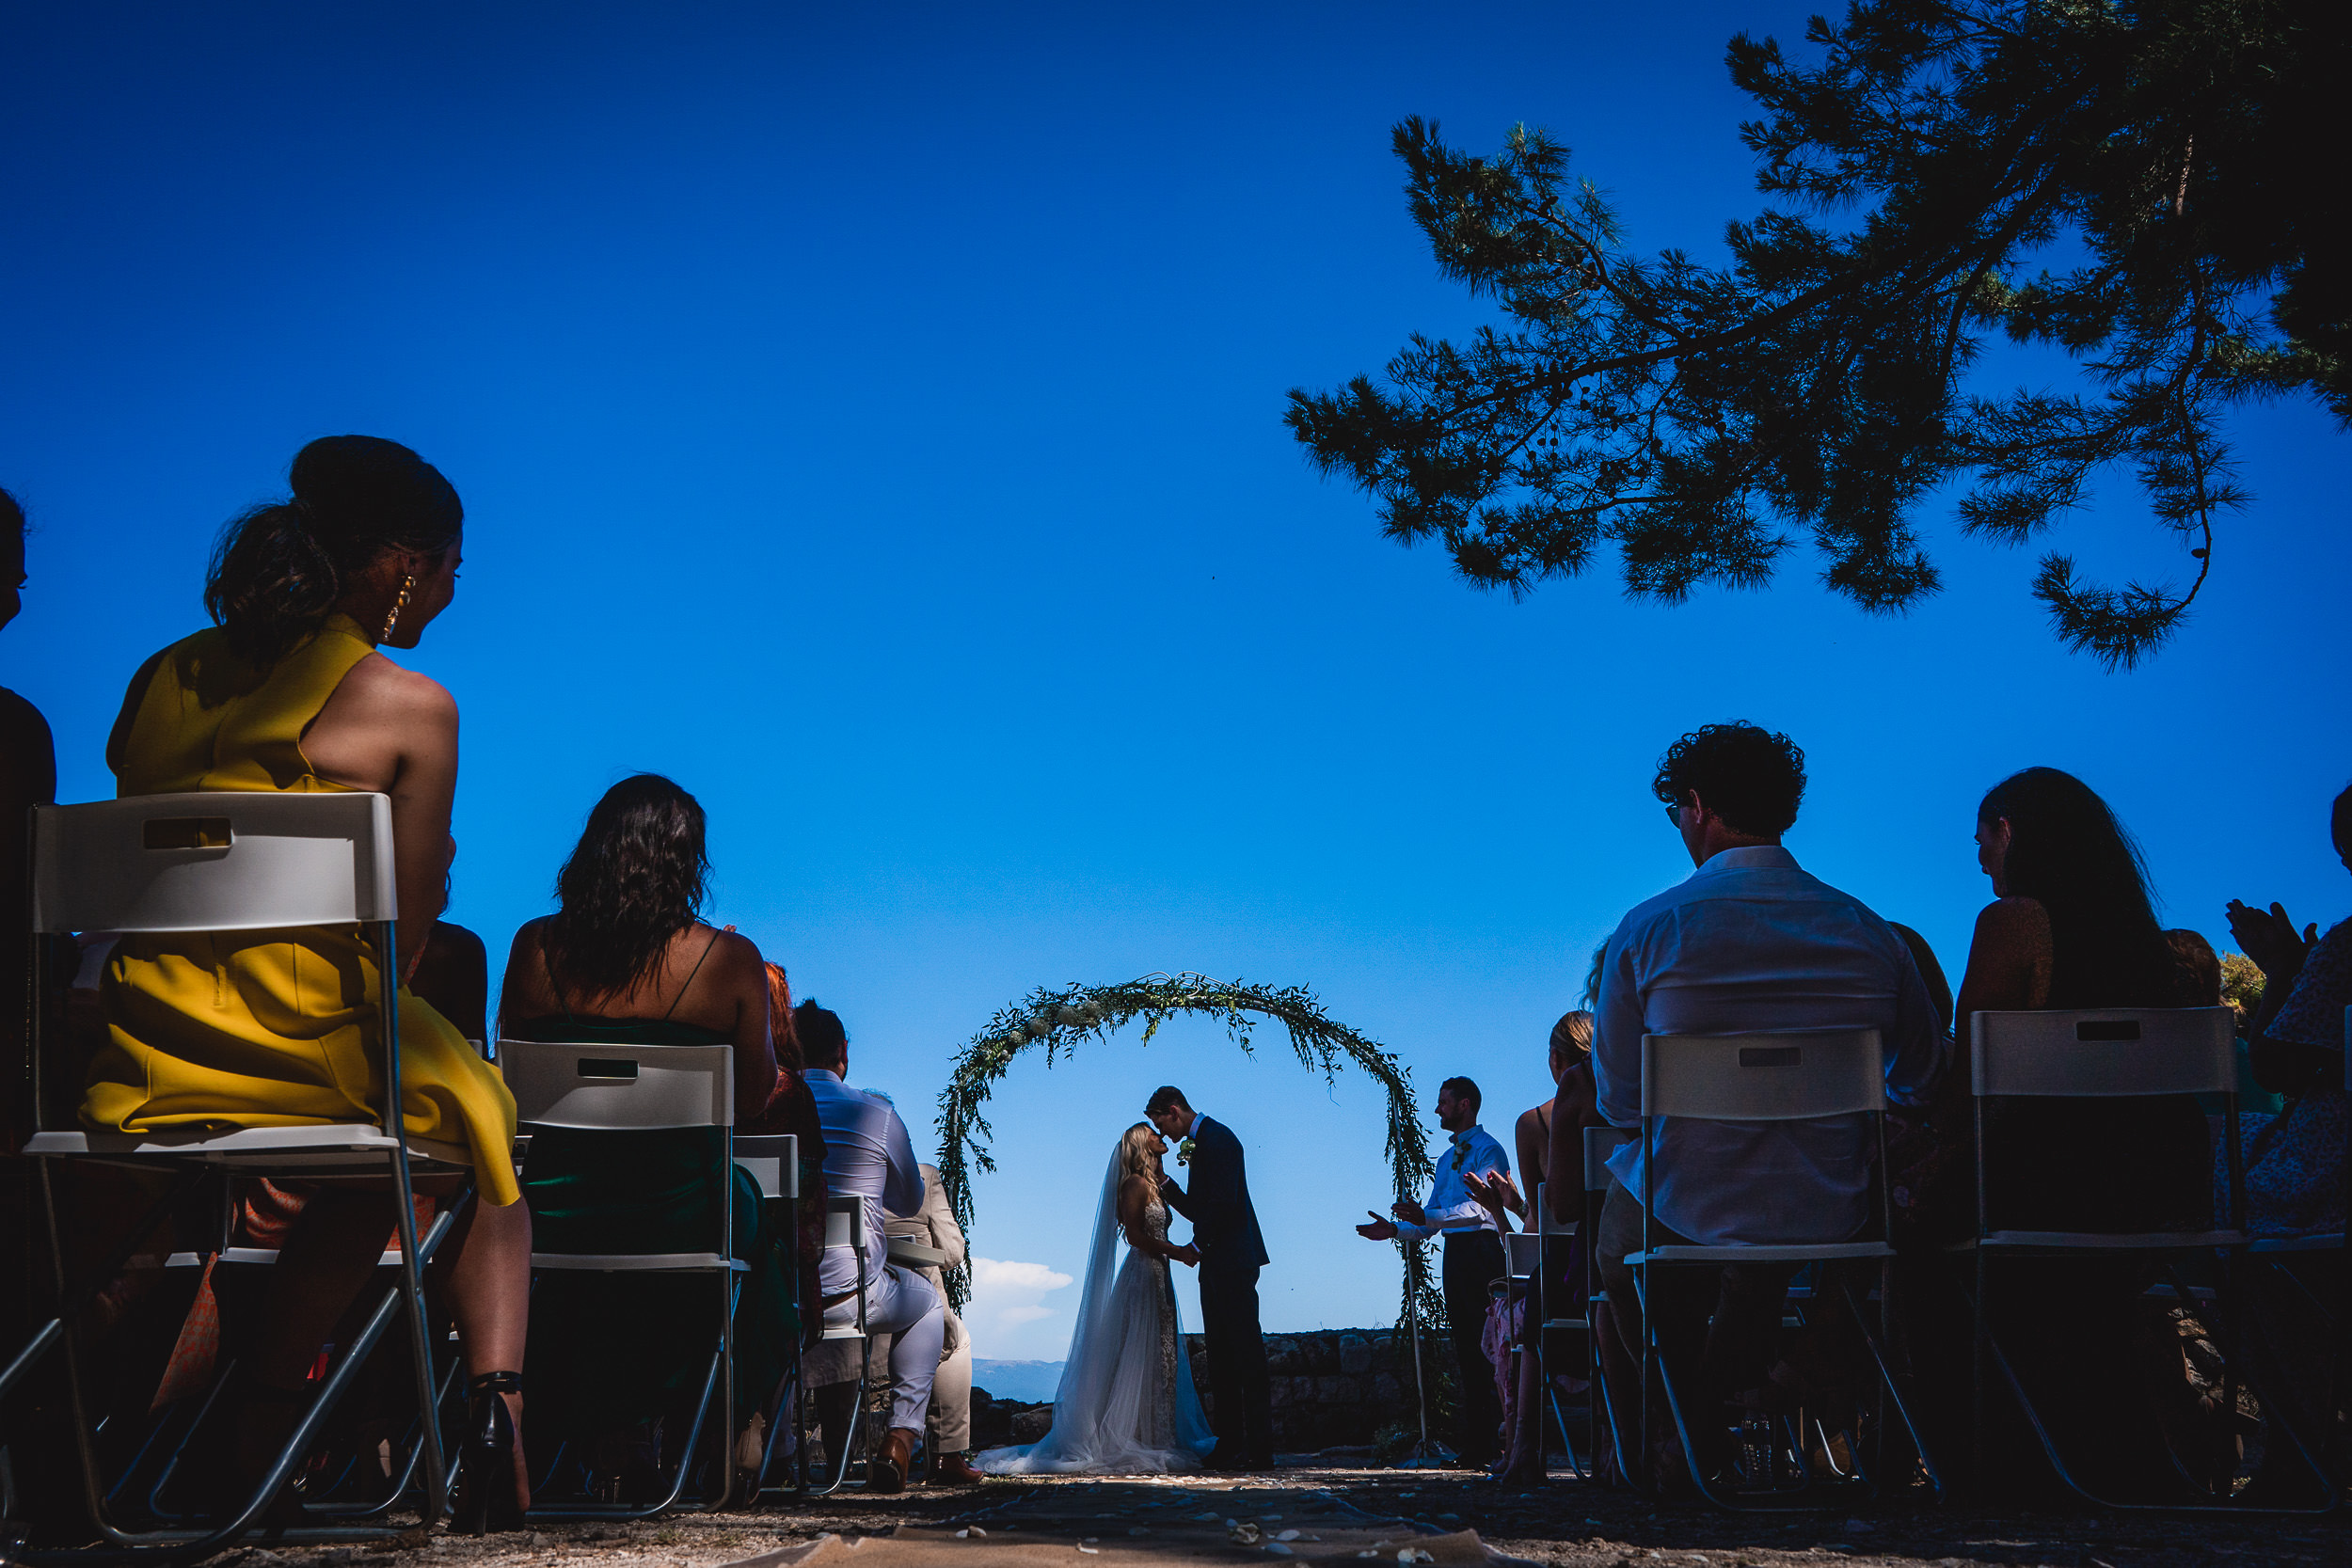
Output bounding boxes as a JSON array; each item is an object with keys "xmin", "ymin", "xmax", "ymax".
[{"xmin": 12, "ymin": 790, "xmax": 460, "ymax": 1550}]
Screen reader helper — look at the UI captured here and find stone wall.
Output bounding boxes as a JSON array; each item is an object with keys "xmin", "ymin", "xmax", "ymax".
[{"xmin": 969, "ymin": 1327, "xmax": 1461, "ymax": 1459}]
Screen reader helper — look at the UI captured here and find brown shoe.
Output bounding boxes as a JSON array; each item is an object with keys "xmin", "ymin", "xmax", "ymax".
[
  {"xmin": 930, "ymin": 1451, "xmax": 986, "ymax": 1486},
  {"xmin": 868, "ymin": 1428, "xmax": 915, "ymax": 1494}
]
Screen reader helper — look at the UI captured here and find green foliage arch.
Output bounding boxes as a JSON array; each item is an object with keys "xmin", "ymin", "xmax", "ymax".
[{"xmin": 933, "ymin": 973, "xmax": 1440, "ymax": 1330}]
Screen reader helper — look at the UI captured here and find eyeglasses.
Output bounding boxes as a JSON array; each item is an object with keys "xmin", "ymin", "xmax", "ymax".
[{"xmin": 1663, "ymin": 801, "xmax": 1683, "ymax": 826}]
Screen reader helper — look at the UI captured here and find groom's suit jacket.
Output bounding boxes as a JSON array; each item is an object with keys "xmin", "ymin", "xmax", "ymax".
[{"xmin": 1166, "ymin": 1117, "xmax": 1269, "ymax": 1272}]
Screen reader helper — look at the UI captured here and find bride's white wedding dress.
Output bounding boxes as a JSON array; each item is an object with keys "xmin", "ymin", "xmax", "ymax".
[{"xmin": 975, "ymin": 1148, "xmax": 1216, "ymax": 1475}]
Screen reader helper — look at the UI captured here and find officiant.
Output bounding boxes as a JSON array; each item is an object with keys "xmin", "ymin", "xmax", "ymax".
[{"xmin": 1355, "ymin": 1076, "xmax": 1507, "ymax": 1468}]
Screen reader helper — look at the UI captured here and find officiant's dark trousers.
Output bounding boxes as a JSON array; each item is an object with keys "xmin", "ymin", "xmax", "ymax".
[
  {"xmin": 1442, "ymin": 1229, "xmax": 1505, "ymax": 1464},
  {"xmin": 1200, "ymin": 1260, "xmax": 1272, "ymax": 1459}
]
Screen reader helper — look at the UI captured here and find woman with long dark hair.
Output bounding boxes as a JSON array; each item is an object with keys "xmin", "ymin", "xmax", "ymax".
[
  {"xmin": 1931, "ymin": 766, "xmax": 2214, "ymax": 1497},
  {"xmin": 497, "ymin": 774, "xmax": 788, "ymax": 1500},
  {"xmin": 1958, "ymin": 766, "xmax": 2214, "ymax": 1231},
  {"xmin": 90, "ymin": 437, "xmax": 531, "ymax": 1528}
]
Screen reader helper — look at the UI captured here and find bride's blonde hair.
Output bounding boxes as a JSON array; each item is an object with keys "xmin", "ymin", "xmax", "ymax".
[{"xmin": 1119, "ymin": 1121, "xmax": 1163, "ymax": 1181}]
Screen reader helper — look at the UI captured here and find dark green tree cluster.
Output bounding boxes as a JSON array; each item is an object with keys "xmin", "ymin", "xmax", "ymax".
[{"xmin": 1288, "ymin": 1, "xmax": 2345, "ymax": 667}]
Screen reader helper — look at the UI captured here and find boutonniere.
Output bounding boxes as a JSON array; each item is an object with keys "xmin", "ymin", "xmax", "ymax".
[
  {"xmin": 1176, "ymin": 1137, "xmax": 1198, "ymax": 1166},
  {"xmin": 1449, "ymin": 1133, "xmax": 1472, "ymax": 1172}
]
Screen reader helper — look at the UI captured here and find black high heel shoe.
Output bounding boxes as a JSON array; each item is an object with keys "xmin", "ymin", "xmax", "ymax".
[{"xmin": 451, "ymin": 1370, "xmax": 526, "ymax": 1535}]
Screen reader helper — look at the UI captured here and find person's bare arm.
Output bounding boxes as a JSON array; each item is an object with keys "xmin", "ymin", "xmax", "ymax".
[
  {"xmin": 103, "ymin": 650, "xmax": 167, "ymax": 778},
  {"xmin": 1512, "ymin": 1102, "xmax": 1548, "ymax": 1216},
  {"xmin": 1543, "ymin": 1063, "xmax": 1598, "ymax": 1226},
  {"xmin": 719, "ymin": 932, "xmax": 779, "ymax": 1122},
  {"xmin": 1120, "ymin": 1175, "xmax": 1197, "ymax": 1263},
  {"xmin": 301, "ymin": 655, "xmax": 458, "ymax": 974},
  {"xmin": 494, "ymin": 919, "xmax": 554, "ymax": 1038},
  {"xmin": 1, "ymin": 690, "xmax": 56, "ymax": 929}
]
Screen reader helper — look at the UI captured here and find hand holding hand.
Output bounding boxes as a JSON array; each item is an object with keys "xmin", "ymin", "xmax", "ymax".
[
  {"xmin": 1169, "ymin": 1243, "xmax": 1200, "ymax": 1268},
  {"xmin": 2225, "ymin": 899, "xmax": 2316, "ymax": 980},
  {"xmin": 1356, "ymin": 1211, "xmax": 1399, "ymax": 1243},
  {"xmin": 1391, "ymin": 1198, "xmax": 1427, "ymax": 1227}
]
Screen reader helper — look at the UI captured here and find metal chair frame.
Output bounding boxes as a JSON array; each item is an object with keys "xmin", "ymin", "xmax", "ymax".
[
  {"xmin": 1555, "ymin": 1125, "xmax": 1638, "ymax": 1488},
  {"xmin": 497, "ymin": 1040, "xmax": 777, "ymax": 1518},
  {"xmin": 1632, "ymin": 1027, "xmax": 1940, "ymax": 1510},
  {"xmin": 8, "ymin": 792, "xmax": 464, "ymax": 1560},
  {"xmin": 1963, "ymin": 1006, "xmax": 2335, "ymax": 1513},
  {"xmin": 793, "ymin": 1196, "xmax": 874, "ymax": 1497}
]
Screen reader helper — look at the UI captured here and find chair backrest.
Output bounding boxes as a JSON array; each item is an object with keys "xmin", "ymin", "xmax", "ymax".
[
  {"xmin": 823, "ymin": 1194, "xmax": 863, "ymax": 1250},
  {"xmin": 30, "ymin": 791, "xmax": 397, "ymax": 934},
  {"xmin": 1969, "ymin": 1008, "xmax": 2233, "ymax": 1098},
  {"xmin": 498, "ymin": 1040, "xmax": 733, "ymax": 1128},
  {"xmin": 1640, "ymin": 1029, "xmax": 1884, "ymax": 1120},
  {"xmin": 733, "ymin": 1133, "xmax": 798, "ymax": 1198},
  {"xmin": 1582, "ymin": 1124, "xmax": 1634, "ymax": 1193}
]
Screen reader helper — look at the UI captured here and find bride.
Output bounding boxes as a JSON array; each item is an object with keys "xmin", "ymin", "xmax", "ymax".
[{"xmin": 975, "ymin": 1122, "xmax": 1217, "ymax": 1474}]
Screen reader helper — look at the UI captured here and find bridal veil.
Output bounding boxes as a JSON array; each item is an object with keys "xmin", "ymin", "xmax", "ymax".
[{"xmin": 975, "ymin": 1144, "xmax": 1215, "ymax": 1474}]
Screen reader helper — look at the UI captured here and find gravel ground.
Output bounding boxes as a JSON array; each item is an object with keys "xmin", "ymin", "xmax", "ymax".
[{"xmin": 190, "ymin": 1465, "xmax": 2347, "ymax": 1568}]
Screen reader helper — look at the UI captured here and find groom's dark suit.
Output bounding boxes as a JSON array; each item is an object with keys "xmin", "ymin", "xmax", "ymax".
[{"xmin": 1163, "ymin": 1116, "xmax": 1272, "ymax": 1464}]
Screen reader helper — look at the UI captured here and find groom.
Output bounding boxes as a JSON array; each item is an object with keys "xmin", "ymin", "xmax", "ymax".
[{"xmin": 1147, "ymin": 1085, "xmax": 1273, "ymax": 1469}]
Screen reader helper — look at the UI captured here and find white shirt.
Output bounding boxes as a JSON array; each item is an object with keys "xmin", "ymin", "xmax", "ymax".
[
  {"xmin": 1393, "ymin": 1123, "xmax": 1509, "ymax": 1243},
  {"xmin": 1594, "ymin": 845, "xmax": 1942, "ymax": 1245},
  {"xmin": 806, "ymin": 1069, "xmax": 925, "ymax": 1296}
]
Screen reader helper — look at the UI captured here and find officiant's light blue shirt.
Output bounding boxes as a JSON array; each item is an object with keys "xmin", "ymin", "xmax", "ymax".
[
  {"xmin": 1394, "ymin": 1124, "xmax": 1508, "ymax": 1243},
  {"xmin": 1594, "ymin": 845, "xmax": 1943, "ymax": 1246}
]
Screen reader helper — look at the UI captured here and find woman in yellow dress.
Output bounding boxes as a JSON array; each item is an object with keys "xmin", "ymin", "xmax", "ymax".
[{"xmin": 93, "ymin": 436, "xmax": 531, "ymax": 1530}]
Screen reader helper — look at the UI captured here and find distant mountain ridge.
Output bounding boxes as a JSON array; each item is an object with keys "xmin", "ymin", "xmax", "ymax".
[{"xmin": 971, "ymin": 1358, "xmax": 1064, "ymax": 1403}]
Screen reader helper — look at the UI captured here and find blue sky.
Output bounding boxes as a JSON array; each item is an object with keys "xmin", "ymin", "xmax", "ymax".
[{"xmin": 6, "ymin": 3, "xmax": 2345, "ymax": 1362}]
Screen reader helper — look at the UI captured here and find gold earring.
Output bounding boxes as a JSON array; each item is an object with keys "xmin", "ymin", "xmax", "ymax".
[{"xmin": 379, "ymin": 575, "xmax": 416, "ymax": 642}]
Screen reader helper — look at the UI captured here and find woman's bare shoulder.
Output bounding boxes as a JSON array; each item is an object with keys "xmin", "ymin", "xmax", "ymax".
[
  {"xmin": 1973, "ymin": 896, "xmax": 2051, "ymax": 947},
  {"xmin": 336, "ymin": 652, "xmax": 457, "ymax": 724}
]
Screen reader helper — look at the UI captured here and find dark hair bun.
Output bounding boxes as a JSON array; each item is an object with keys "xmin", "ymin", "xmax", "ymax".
[
  {"xmin": 290, "ymin": 435, "xmax": 462, "ymax": 538},
  {"xmin": 204, "ymin": 435, "xmax": 465, "ymax": 661}
]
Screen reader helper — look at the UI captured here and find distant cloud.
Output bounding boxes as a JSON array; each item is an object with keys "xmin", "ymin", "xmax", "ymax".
[{"xmin": 964, "ymin": 1256, "xmax": 1074, "ymax": 1360}]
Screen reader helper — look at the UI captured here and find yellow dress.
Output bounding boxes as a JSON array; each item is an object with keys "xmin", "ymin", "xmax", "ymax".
[{"xmin": 87, "ymin": 613, "xmax": 519, "ymax": 1206}]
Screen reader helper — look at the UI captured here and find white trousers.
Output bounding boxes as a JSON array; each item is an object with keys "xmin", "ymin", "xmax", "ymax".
[{"xmin": 821, "ymin": 1263, "xmax": 945, "ymax": 1431}]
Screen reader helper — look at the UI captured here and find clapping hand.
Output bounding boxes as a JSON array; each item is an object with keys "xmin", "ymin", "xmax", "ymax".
[
  {"xmin": 1391, "ymin": 1197, "xmax": 1427, "ymax": 1227},
  {"xmin": 1463, "ymin": 1168, "xmax": 1523, "ymax": 1222},
  {"xmin": 1355, "ymin": 1211, "xmax": 1399, "ymax": 1242},
  {"xmin": 2226, "ymin": 899, "xmax": 2317, "ymax": 981}
]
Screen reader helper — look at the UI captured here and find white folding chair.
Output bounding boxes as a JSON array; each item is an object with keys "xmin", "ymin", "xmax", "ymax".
[
  {"xmin": 797, "ymin": 1196, "xmax": 873, "ymax": 1497},
  {"xmin": 1964, "ymin": 1006, "xmax": 2334, "ymax": 1509},
  {"xmin": 8, "ymin": 792, "xmax": 466, "ymax": 1555},
  {"xmin": 1633, "ymin": 1028, "xmax": 1934, "ymax": 1508},
  {"xmin": 1549, "ymin": 1125, "xmax": 1636, "ymax": 1486},
  {"xmin": 498, "ymin": 1039, "xmax": 760, "ymax": 1516}
]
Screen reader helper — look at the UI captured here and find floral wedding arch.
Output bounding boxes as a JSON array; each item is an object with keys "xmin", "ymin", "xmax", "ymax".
[{"xmin": 932, "ymin": 973, "xmax": 1442, "ymax": 1333}]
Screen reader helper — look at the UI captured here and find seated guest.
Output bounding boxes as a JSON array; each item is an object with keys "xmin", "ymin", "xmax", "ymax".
[
  {"xmin": 2220, "ymin": 787, "xmax": 2349, "ymax": 1238},
  {"xmin": 1591, "ymin": 722, "xmax": 1939, "ymax": 1491},
  {"xmin": 2, "ymin": 486, "xmax": 56, "ymax": 1150},
  {"xmin": 739, "ymin": 960, "xmax": 830, "ymax": 1348},
  {"xmin": 88, "ymin": 437, "xmax": 530, "ymax": 1528},
  {"xmin": 1356, "ymin": 1076, "xmax": 1509, "ymax": 1467},
  {"xmin": 1465, "ymin": 1009, "xmax": 1605, "ymax": 1487},
  {"xmin": 1908, "ymin": 767, "xmax": 2217, "ymax": 1498},
  {"xmin": 497, "ymin": 774, "xmax": 790, "ymax": 1499},
  {"xmin": 1, "ymin": 489, "xmax": 59, "ymax": 1513},
  {"xmin": 408, "ymin": 843, "xmax": 489, "ymax": 1052},
  {"xmin": 2213, "ymin": 783, "xmax": 2350, "ymax": 1502},
  {"xmin": 798, "ymin": 1000, "xmax": 946, "ymax": 1493},
  {"xmin": 882, "ymin": 1164, "xmax": 980, "ymax": 1484},
  {"xmin": 408, "ymin": 919, "xmax": 488, "ymax": 1050}
]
